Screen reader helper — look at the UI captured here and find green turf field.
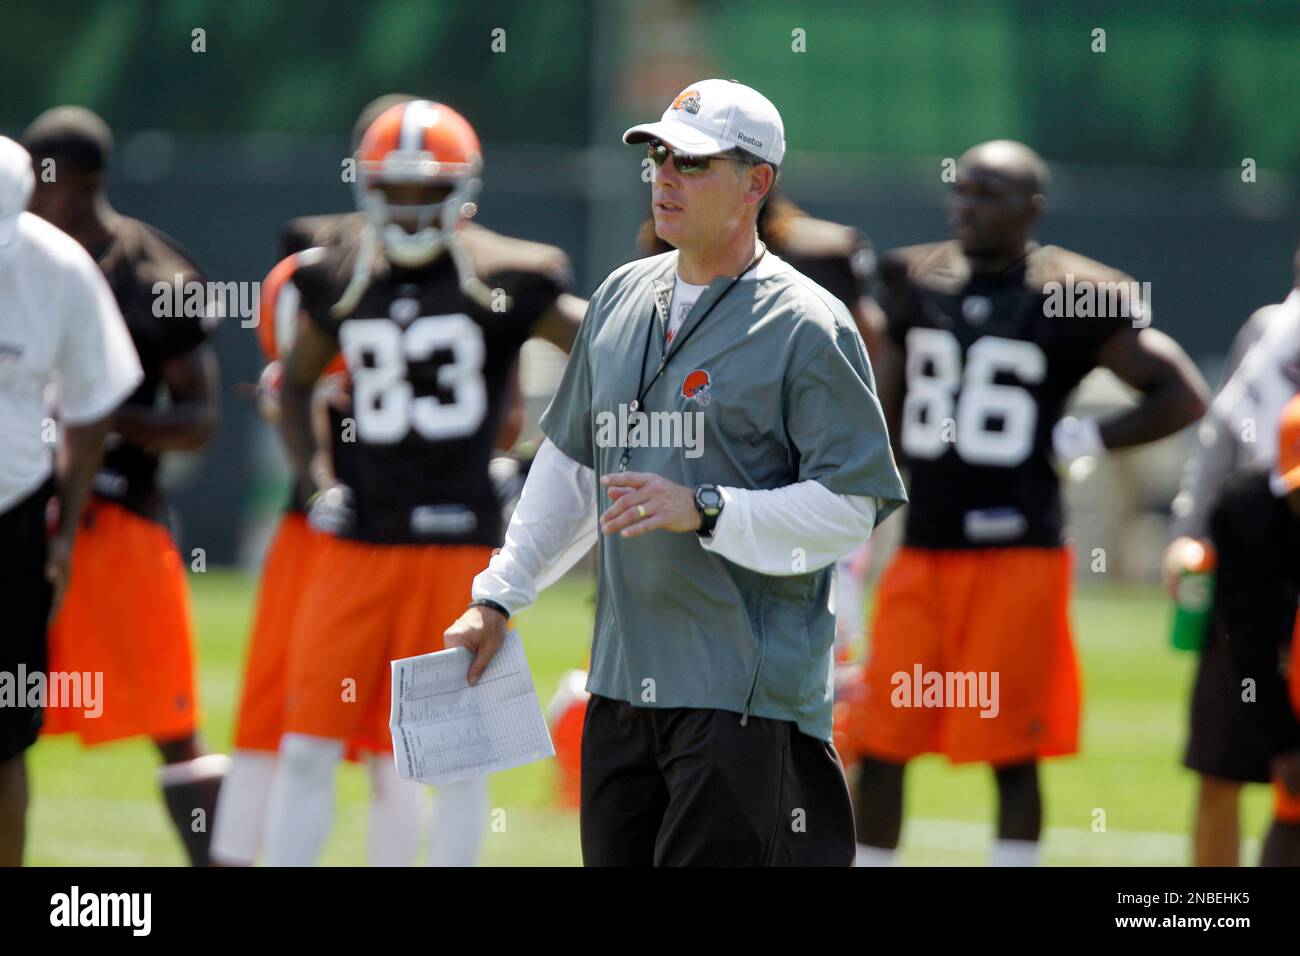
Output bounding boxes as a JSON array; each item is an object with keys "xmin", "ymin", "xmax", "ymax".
[{"xmin": 25, "ymin": 570, "xmax": 1274, "ymax": 866}]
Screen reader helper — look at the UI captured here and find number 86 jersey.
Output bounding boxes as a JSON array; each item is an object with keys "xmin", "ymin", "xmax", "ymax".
[
  {"xmin": 880, "ymin": 241, "xmax": 1139, "ymax": 550},
  {"xmin": 294, "ymin": 223, "xmax": 571, "ymax": 546}
]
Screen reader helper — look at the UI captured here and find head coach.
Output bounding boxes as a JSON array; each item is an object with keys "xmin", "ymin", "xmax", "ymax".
[{"xmin": 444, "ymin": 80, "xmax": 906, "ymax": 866}]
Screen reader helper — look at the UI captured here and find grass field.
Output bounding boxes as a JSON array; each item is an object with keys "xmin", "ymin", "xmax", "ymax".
[{"xmin": 25, "ymin": 570, "xmax": 1275, "ymax": 866}]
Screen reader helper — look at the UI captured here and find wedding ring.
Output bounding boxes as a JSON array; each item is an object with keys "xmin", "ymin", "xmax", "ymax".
[{"xmin": 637, "ymin": 505, "xmax": 648, "ymax": 520}]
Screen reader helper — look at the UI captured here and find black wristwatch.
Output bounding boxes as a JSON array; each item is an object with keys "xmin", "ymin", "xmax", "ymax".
[
  {"xmin": 695, "ymin": 484, "xmax": 724, "ymax": 538},
  {"xmin": 469, "ymin": 598, "xmax": 510, "ymax": 619}
]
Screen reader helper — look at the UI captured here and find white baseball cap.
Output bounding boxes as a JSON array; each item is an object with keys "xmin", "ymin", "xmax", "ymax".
[
  {"xmin": 623, "ymin": 79, "xmax": 785, "ymax": 166},
  {"xmin": 0, "ymin": 136, "xmax": 35, "ymax": 249}
]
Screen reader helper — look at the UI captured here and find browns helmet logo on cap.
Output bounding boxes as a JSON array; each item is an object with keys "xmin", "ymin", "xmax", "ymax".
[
  {"xmin": 682, "ymin": 368, "xmax": 711, "ymax": 406},
  {"xmin": 672, "ymin": 89, "xmax": 701, "ymax": 114}
]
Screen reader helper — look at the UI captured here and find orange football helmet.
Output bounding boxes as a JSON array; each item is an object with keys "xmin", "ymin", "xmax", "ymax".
[
  {"xmin": 353, "ymin": 99, "xmax": 482, "ymax": 267},
  {"xmin": 257, "ymin": 249, "xmax": 347, "ymax": 375}
]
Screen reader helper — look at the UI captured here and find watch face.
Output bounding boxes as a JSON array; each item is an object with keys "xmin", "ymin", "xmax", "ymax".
[{"xmin": 698, "ymin": 487, "xmax": 723, "ymax": 513}]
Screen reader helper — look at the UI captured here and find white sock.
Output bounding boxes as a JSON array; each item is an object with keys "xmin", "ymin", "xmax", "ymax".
[
  {"xmin": 211, "ymin": 750, "xmax": 275, "ymax": 865},
  {"xmin": 855, "ymin": 843, "xmax": 897, "ymax": 866},
  {"xmin": 427, "ymin": 774, "xmax": 489, "ymax": 867},
  {"xmin": 156, "ymin": 752, "xmax": 231, "ymax": 786},
  {"xmin": 367, "ymin": 754, "xmax": 424, "ymax": 866},
  {"xmin": 989, "ymin": 838, "xmax": 1040, "ymax": 867},
  {"xmin": 264, "ymin": 734, "xmax": 344, "ymax": 866}
]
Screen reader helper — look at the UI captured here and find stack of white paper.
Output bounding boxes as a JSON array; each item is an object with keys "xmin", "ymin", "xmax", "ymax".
[{"xmin": 389, "ymin": 630, "xmax": 555, "ymax": 785}]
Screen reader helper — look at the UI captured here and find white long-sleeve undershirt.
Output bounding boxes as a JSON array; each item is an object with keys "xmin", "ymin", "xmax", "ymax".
[
  {"xmin": 696, "ymin": 482, "xmax": 877, "ymax": 574},
  {"xmin": 471, "ymin": 438, "xmax": 879, "ymax": 616}
]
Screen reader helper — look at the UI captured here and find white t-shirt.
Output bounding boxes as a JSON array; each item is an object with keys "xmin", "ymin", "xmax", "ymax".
[
  {"xmin": 666, "ymin": 274, "xmax": 708, "ymax": 345},
  {"xmin": 1211, "ymin": 287, "xmax": 1300, "ymax": 471},
  {"xmin": 666, "ymin": 250, "xmax": 783, "ymax": 344},
  {"xmin": 0, "ymin": 211, "xmax": 143, "ymax": 512}
]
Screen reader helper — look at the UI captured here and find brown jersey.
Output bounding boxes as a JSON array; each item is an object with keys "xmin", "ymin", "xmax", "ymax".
[
  {"xmin": 93, "ymin": 216, "xmax": 212, "ymax": 522},
  {"xmin": 881, "ymin": 241, "xmax": 1140, "ymax": 549},
  {"xmin": 293, "ymin": 223, "xmax": 571, "ymax": 546}
]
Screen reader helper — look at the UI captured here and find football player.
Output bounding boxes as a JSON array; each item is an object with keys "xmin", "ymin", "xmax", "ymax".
[
  {"xmin": 265, "ymin": 99, "xmax": 584, "ymax": 865},
  {"xmin": 213, "ymin": 94, "xmax": 547, "ymax": 866},
  {"xmin": 212, "ymin": 95, "xmax": 423, "ymax": 868},
  {"xmin": 22, "ymin": 107, "xmax": 227, "ymax": 866},
  {"xmin": 851, "ymin": 140, "xmax": 1208, "ymax": 866},
  {"xmin": 210, "ymin": 246, "xmax": 388, "ymax": 864}
]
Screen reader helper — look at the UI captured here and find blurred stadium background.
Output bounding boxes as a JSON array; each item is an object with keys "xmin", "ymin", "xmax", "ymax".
[{"xmin": 5, "ymin": 0, "xmax": 1299, "ymax": 864}]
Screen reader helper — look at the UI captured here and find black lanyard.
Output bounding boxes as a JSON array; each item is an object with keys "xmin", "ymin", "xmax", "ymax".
[{"xmin": 619, "ymin": 247, "xmax": 766, "ymax": 472}]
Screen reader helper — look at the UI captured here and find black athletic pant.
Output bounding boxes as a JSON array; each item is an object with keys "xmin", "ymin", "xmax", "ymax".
[
  {"xmin": 0, "ymin": 479, "xmax": 54, "ymax": 763},
  {"xmin": 579, "ymin": 694, "xmax": 855, "ymax": 866}
]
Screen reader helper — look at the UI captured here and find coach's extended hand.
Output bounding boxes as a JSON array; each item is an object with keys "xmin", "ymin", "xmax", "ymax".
[
  {"xmin": 599, "ymin": 471, "xmax": 702, "ymax": 538},
  {"xmin": 444, "ymin": 605, "xmax": 509, "ymax": 686}
]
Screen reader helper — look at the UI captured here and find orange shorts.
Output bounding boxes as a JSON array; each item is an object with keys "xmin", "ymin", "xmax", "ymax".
[
  {"xmin": 1283, "ymin": 615, "xmax": 1300, "ymax": 824},
  {"xmin": 855, "ymin": 546, "xmax": 1080, "ymax": 766},
  {"xmin": 44, "ymin": 500, "xmax": 199, "ymax": 745},
  {"xmin": 284, "ymin": 535, "xmax": 492, "ymax": 750},
  {"xmin": 1274, "ymin": 778, "xmax": 1300, "ymax": 825},
  {"xmin": 232, "ymin": 512, "xmax": 322, "ymax": 752}
]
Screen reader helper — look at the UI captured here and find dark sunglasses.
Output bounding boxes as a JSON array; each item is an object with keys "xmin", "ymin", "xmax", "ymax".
[{"xmin": 646, "ymin": 140, "xmax": 751, "ymax": 174}]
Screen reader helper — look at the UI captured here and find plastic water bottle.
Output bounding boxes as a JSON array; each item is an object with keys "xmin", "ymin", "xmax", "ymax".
[{"xmin": 1170, "ymin": 541, "xmax": 1216, "ymax": 651}]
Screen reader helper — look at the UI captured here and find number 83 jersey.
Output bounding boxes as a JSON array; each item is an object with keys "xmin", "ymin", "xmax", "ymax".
[
  {"xmin": 880, "ymin": 241, "xmax": 1137, "ymax": 549},
  {"xmin": 295, "ymin": 223, "xmax": 572, "ymax": 546}
]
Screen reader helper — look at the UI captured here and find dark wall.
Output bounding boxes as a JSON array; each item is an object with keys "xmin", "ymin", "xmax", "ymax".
[{"xmin": 116, "ymin": 136, "xmax": 1296, "ymax": 565}]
